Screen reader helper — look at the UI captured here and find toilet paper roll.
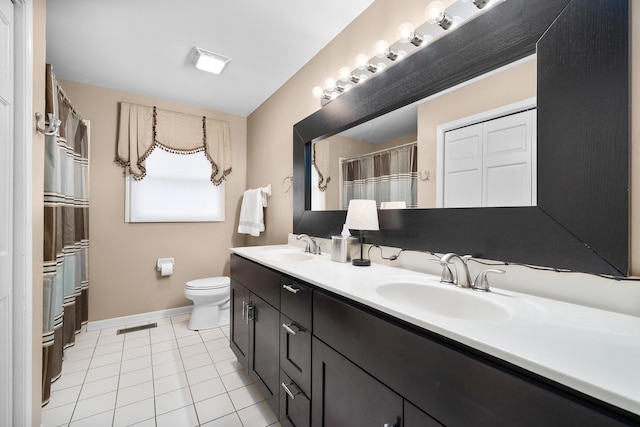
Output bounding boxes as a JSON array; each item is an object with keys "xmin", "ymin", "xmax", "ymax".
[{"xmin": 160, "ymin": 262, "xmax": 173, "ymax": 276}]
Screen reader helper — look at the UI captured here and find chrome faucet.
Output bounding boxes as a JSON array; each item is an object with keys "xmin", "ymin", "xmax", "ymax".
[
  {"xmin": 439, "ymin": 253, "xmax": 473, "ymax": 288},
  {"xmin": 296, "ymin": 234, "xmax": 321, "ymax": 255}
]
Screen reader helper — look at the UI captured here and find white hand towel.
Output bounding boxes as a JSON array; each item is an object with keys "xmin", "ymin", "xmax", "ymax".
[{"xmin": 238, "ymin": 188, "xmax": 266, "ymax": 236}]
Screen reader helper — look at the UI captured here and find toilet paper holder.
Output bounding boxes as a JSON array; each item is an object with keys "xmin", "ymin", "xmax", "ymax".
[{"xmin": 156, "ymin": 258, "xmax": 175, "ymax": 275}]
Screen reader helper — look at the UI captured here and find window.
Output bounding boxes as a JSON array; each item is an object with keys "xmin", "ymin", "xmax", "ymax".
[{"xmin": 125, "ymin": 148, "xmax": 224, "ymax": 222}]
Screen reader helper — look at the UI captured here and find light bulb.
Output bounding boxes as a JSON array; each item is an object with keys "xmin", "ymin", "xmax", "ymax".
[
  {"xmin": 324, "ymin": 77, "xmax": 337, "ymax": 91},
  {"xmin": 374, "ymin": 40, "xmax": 390, "ymax": 58},
  {"xmin": 339, "ymin": 67, "xmax": 353, "ymax": 81},
  {"xmin": 425, "ymin": 1, "xmax": 445, "ymax": 24},
  {"xmin": 312, "ymin": 86, "xmax": 324, "ymax": 99},
  {"xmin": 397, "ymin": 23, "xmax": 415, "ymax": 44},
  {"xmin": 355, "ymin": 53, "xmax": 370, "ymax": 70}
]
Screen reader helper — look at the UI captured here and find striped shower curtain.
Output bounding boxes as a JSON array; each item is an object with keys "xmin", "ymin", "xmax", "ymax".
[
  {"xmin": 42, "ymin": 65, "xmax": 90, "ymax": 405},
  {"xmin": 342, "ymin": 142, "xmax": 417, "ymax": 209}
]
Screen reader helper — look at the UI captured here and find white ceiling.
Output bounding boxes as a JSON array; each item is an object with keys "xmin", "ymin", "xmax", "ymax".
[{"xmin": 45, "ymin": 0, "xmax": 376, "ymax": 117}]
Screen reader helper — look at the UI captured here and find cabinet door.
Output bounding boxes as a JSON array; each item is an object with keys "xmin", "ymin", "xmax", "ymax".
[
  {"xmin": 230, "ymin": 279, "xmax": 250, "ymax": 367},
  {"xmin": 312, "ymin": 337, "xmax": 403, "ymax": 427},
  {"xmin": 250, "ymin": 293, "xmax": 281, "ymax": 415},
  {"xmin": 280, "ymin": 313, "xmax": 311, "ymax": 397}
]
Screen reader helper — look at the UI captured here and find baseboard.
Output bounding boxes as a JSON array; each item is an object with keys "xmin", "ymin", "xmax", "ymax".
[{"xmin": 86, "ymin": 306, "xmax": 193, "ymax": 331}]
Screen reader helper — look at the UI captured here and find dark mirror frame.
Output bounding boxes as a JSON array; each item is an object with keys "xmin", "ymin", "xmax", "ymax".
[{"xmin": 293, "ymin": 0, "xmax": 629, "ymax": 276}]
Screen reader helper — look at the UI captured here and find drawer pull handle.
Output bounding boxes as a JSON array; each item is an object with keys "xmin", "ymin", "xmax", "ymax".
[
  {"xmin": 282, "ymin": 322, "xmax": 302, "ymax": 335},
  {"xmin": 282, "ymin": 284, "xmax": 301, "ymax": 294},
  {"xmin": 281, "ymin": 382, "xmax": 301, "ymax": 400}
]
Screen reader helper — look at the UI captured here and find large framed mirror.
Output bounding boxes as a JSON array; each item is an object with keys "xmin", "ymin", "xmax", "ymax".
[{"xmin": 293, "ymin": 0, "xmax": 629, "ymax": 276}]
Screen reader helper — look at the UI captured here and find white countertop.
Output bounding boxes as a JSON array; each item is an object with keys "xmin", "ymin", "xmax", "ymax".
[{"xmin": 231, "ymin": 244, "xmax": 640, "ymax": 416}]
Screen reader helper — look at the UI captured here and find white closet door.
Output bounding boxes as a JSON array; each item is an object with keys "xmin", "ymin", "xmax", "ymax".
[
  {"xmin": 443, "ymin": 123, "xmax": 482, "ymax": 208},
  {"xmin": 0, "ymin": 1, "xmax": 14, "ymax": 425},
  {"xmin": 482, "ymin": 110, "xmax": 534, "ymax": 207}
]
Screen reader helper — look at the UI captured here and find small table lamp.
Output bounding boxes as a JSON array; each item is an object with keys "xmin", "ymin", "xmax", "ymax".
[{"xmin": 345, "ymin": 199, "xmax": 379, "ymax": 266}]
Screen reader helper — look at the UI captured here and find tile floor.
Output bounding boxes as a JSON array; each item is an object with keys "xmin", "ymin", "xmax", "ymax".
[{"xmin": 41, "ymin": 314, "xmax": 281, "ymax": 427}]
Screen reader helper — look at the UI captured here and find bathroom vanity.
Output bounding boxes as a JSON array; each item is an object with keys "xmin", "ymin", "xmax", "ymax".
[{"xmin": 229, "ymin": 246, "xmax": 640, "ymax": 427}]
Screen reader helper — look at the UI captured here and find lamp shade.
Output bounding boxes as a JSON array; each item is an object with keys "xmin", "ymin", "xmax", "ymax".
[{"xmin": 345, "ymin": 199, "xmax": 379, "ymax": 231}]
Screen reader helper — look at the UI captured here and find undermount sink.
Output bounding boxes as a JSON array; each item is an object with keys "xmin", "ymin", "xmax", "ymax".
[
  {"xmin": 260, "ymin": 249, "xmax": 314, "ymax": 262},
  {"xmin": 375, "ymin": 281, "xmax": 510, "ymax": 321}
]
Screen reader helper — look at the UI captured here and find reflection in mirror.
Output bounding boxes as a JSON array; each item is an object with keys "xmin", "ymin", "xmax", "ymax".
[{"xmin": 311, "ymin": 55, "xmax": 537, "ymax": 211}]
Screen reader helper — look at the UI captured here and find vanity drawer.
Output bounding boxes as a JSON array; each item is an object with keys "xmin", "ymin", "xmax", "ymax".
[
  {"xmin": 280, "ymin": 313, "xmax": 311, "ymax": 397},
  {"xmin": 231, "ymin": 254, "xmax": 281, "ymax": 309},
  {"xmin": 280, "ymin": 369, "xmax": 310, "ymax": 427},
  {"xmin": 280, "ymin": 278, "xmax": 312, "ymax": 330}
]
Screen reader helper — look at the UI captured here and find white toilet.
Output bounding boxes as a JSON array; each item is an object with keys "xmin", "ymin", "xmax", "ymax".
[{"xmin": 184, "ymin": 276, "xmax": 230, "ymax": 331}]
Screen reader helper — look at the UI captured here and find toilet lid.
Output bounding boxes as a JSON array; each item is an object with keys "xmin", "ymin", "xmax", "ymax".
[{"xmin": 186, "ymin": 276, "xmax": 230, "ymax": 290}]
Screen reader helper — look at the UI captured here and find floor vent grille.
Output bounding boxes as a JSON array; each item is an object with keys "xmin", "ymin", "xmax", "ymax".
[{"xmin": 116, "ymin": 323, "xmax": 158, "ymax": 335}]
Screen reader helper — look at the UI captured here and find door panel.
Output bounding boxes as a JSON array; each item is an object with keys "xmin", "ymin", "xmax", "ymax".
[
  {"xmin": 0, "ymin": 1, "xmax": 13, "ymax": 425},
  {"xmin": 250, "ymin": 293, "xmax": 280, "ymax": 414},
  {"xmin": 230, "ymin": 279, "xmax": 250, "ymax": 366}
]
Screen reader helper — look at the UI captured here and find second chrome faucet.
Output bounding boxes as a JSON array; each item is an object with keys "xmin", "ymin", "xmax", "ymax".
[{"xmin": 437, "ymin": 253, "xmax": 504, "ymax": 292}]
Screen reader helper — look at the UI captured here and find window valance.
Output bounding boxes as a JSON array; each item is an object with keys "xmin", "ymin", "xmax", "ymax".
[{"xmin": 116, "ymin": 102, "xmax": 231, "ymax": 185}]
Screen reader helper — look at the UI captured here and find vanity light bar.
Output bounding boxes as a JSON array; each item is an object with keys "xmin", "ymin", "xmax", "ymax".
[{"xmin": 312, "ymin": 0, "xmax": 492, "ymax": 106}]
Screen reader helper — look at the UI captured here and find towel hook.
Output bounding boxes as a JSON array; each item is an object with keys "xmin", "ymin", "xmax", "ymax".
[
  {"xmin": 283, "ymin": 174, "xmax": 293, "ymax": 193},
  {"xmin": 35, "ymin": 112, "xmax": 62, "ymax": 136},
  {"xmin": 419, "ymin": 170, "xmax": 430, "ymax": 181}
]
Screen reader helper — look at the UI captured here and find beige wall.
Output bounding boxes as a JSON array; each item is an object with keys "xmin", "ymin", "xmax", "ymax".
[
  {"xmin": 58, "ymin": 81, "xmax": 248, "ymax": 321},
  {"xmin": 418, "ymin": 58, "xmax": 536, "ymax": 207}
]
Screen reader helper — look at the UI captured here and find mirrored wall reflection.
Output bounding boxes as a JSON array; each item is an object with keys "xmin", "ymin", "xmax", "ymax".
[{"xmin": 310, "ymin": 54, "xmax": 538, "ymax": 211}]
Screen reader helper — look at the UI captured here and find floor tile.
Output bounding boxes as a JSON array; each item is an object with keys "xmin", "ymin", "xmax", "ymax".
[
  {"xmin": 151, "ymin": 348, "xmax": 181, "ymax": 366},
  {"xmin": 68, "ymin": 409, "xmax": 114, "ymax": 427},
  {"xmin": 171, "ymin": 313, "xmax": 191, "ymax": 323},
  {"xmin": 201, "ymin": 412, "xmax": 244, "ymax": 427},
  {"xmin": 93, "ymin": 341, "xmax": 124, "ymax": 356},
  {"xmin": 189, "ymin": 377, "xmax": 227, "ymax": 403},
  {"xmin": 79, "ymin": 375, "xmax": 119, "ymax": 400},
  {"xmin": 51, "ymin": 370, "xmax": 87, "ymax": 391},
  {"xmin": 113, "ymin": 397, "xmax": 155, "ymax": 427},
  {"xmin": 118, "ymin": 367, "xmax": 153, "ymax": 389},
  {"xmin": 220, "ymin": 369, "xmax": 253, "ymax": 391},
  {"xmin": 61, "ymin": 357, "xmax": 91, "ymax": 375},
  {"xmin": 42, "ymin": 402, "xmax": 76, "ymax": 427},
  {"xmin": 228, "ymin": 383, "xmax": 266, "ymax": 410},
  {"xmin": 71, "ymin": 390, "xmax": 117, "ymax": 422},
  {"xmin": 150, "ymin": 331, "xmax": 176, "ymax": 344},
  {"xmin": 151, "ymin": 340, "xmax": 179, "ymax": 354},
  {"xmin": 122, "ymin": 344, "xmax": 151, "ymax": 361},
  {"xmin": 214, "ymin": 358, "xmax": 243, "ymax": 376},
  {"xmin": 185, "ymin": 363, "xmax": 219, "ymax": 385},
  {"xmin": 64, "ymin": 347, "xmax": 95, "ymax": 362},
  {"xmin": 156, "ymin": 404, "xmax": 199, "ymax": 427},
  {"xmin": 209, "ymin": 346, "xmax": 235, "ymax": 363},
  {"xmin": 204, "ymin": 337, "xmax": 230, "ymax": 353},
  {"xmin": 194, "ymin": 393, "xmax": 236, "ymax": 424},
  {"xmin": 89, "ymin": 350, "xmax": 122, "ymax": 368},
  {"xmin": 67, "ymin": 338, "xmax": 98, "ymax": 352},
  {"xmin": 153, "ymin": 371, "xmax": 189, "ymax": 395},
  {"xmin": 123, "ymin": 335, "xmax": 150, "ymax": 350},
  {"xmin": 120, "ymin": 354, "xmax": 152, "ymax": 374},
  {"xmin": 84, "ymin": 362, "xmax": 120, "ymax": 383},
  {"xmin": 153, "ymin": 359, "xmax": 184, "ymax": 380},
  {"xmin": 154, "ymin": 386, "xmax": 193, "ymax": 416},
  {"xmin": 199, "ymin": 328, "xmax": 226, "ymax": 341},
  {"xmin": 182, "ymin": 352, "xmax": 213, "ymax": 371},
  {"xmin": 121, "ymin": 328, "xmax": 151, "ymax": 340},
  {"xmin": 237, "ymin": 401, "xmax": 278, "ymax": 427},
  {"xmin": 149, "ymin": 323, "xmax": 174, "ymax": 335},
  {"xmin": 44, "ymin": 384, "xmax": 81, "ymax": 409},
  {"xmin": 130, "ymin": 417, "xmax": 157, "ymax": 427},
  {"xmin": 96, "ymin": 333, "xmax": 124, "ymax": 347},
  {"xmin": 179, "ymin": 342, "xmax": 207, "ymax": 358},
  {"xmin": 177, "ymin": 334, "xmax": 203, "ymax": 348},
  {"xmin": 116, "ymin": 380, "xmax": 154, "ymax": 408}
]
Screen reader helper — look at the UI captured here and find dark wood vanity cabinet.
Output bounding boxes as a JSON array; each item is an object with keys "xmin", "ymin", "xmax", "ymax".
[
  {"xmin": 231, "ymin": 254, "xmax": 639, "ymax": 427},
  {"xmin": 230, "ymin": 254, "xmax": 281, "ymax": 415}
]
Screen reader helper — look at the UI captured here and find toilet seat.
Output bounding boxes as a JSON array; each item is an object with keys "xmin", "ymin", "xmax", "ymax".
[{"xmin": 185, "ymin": 276, "xmax": 229, "ymax": 291}]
